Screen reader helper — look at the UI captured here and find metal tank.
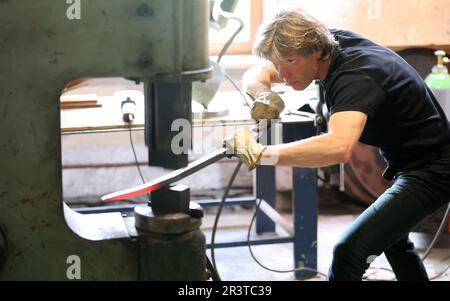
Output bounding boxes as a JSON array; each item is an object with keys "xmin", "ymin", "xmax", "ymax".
[{"xmin": 425, "ymin": 50, "xmax": 450, "ymax": 119}]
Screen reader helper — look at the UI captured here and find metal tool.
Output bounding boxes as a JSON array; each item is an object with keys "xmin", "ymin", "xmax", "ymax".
[
  {"xmin": 285, "ymin": 109, "xmax": 317, "ymax": 120},
  {"xmin": 102, "ymin": 148, "xmax": 229, "ymax": 202}
]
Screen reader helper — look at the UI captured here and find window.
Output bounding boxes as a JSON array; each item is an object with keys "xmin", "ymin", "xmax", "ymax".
[{"xmin": 209, "ymin": 0, "xmax": 263, "ymax": 56}]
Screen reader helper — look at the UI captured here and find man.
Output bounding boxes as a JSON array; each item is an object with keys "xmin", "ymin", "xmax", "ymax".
[{"xmin": 224, "ymin": 7, "xmax": 450, "ymax": 281}]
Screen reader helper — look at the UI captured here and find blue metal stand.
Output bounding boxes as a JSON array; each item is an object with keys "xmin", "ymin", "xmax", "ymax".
[
  {"xmin": 285, "ymin": 121, "xmax": 318, "ymax": 279},
  {"xmin": 254, "ymin": 120, "xmax": 317, "ymax": 279}
]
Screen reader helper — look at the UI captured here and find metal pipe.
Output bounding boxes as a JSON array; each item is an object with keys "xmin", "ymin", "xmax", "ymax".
[{"xmin": 258, "ymin": 199, "xmax": 294, "ymax": 236}]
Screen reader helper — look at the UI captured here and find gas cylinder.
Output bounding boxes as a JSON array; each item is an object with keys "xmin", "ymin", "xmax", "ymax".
[{"xmin": 425, "ymin": 50, "xmax": 450, "ymax": 119}]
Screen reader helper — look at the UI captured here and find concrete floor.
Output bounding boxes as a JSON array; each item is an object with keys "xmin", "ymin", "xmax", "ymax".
[{"xmin": 200, "ymin": 189, "xmax": 450, "ymax": 281}]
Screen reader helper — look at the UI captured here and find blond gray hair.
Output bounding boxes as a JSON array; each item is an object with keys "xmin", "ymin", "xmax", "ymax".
[{"xmin": 253, "ymin": 8, "xmax": 337, "ymax": 62}]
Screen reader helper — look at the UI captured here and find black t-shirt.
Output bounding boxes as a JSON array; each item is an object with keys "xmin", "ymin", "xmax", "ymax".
[{"xmin": 320, "ymin": 29, "xmax": 450, "ymax": 167}]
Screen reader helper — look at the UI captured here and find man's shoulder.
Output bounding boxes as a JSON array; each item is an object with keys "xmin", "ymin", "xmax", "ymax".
[
  {"xmin": 329, "ymin": 28, "xmax": 397, "ymax": 74},
  {"xmin": 329, "ymin": 29, "xmax": 372, "ymax": 41},
  {"xmin": 329, "ymin": 28, "xmax": 379, "ymax": 49}
]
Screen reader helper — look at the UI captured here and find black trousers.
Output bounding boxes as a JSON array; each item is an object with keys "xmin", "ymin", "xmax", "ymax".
[{"xmin": 327, "ymin": 154, "xmax": 450, "ymax": 281}]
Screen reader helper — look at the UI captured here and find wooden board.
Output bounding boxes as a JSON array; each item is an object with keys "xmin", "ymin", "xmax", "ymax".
[{"xmin": 60, "ymin": 94, "xmax": 102, "ymax": 110}]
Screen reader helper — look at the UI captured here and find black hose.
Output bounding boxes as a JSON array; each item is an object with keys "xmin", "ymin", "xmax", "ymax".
[{"xmin": 210, "ymin": 161, "xmax": 243, "ymax": 280}]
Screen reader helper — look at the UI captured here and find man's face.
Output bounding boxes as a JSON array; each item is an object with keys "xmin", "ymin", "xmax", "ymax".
[{"xmin": 271, "ymin": 50, "xmax": 322, "ymax": 90}]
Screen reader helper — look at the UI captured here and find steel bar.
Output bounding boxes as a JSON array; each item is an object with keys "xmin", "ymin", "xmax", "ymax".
[
  {"xmin": 101, "ymin": 148, "xmax": 228, "ymax": 202},
  {"xmin": 285, "ymin": 109, "xmax": 316, "ymax": 120}
]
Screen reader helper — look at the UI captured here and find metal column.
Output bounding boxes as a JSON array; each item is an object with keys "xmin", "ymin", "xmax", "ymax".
[
  {"xmin": 284, "ymin": 121, "xmax": 317, "ymax": 279},
  {"xmin": 255, "ymin": 120, "xmax": 317, "ymax": 279},
  {"xmin": 255, "ymin": 126, "xmax": 276, "ymax": 233}
]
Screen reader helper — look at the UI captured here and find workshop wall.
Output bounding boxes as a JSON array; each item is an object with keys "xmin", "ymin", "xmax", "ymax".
[{"xmin": 266, "ymin": 0, "xmax": 450, "ymax": 50}]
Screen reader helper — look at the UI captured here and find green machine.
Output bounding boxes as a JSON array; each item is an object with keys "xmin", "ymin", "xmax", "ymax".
[{"xmin": 0, "ymin": 0, "xmax": 212, "ymax": 280}]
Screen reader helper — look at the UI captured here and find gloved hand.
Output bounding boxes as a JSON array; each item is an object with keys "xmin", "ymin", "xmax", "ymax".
[
  {"xmin": 250, "ymin": 90, "xmax": 285, "ymax": 121},
  {"xmin": 223, "ymin": 128, "xmax": 267, "ymax": 170}
]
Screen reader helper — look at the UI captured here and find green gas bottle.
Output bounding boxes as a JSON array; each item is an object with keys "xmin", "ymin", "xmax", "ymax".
[{"xmin": 425, "ymin": 50, "xmax": 450, "ymax": 119}]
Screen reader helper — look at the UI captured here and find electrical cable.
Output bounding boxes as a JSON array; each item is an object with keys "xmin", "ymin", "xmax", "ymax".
[
  {"xmin": 429, "ymin": 254, "xmax": 450, "ymax": 280},
  {"xmin": 208, "ymin": 159, "xmax": 328, "ymax": 280},
  {"xmin": 430, "ymin": 264, "xmax": 450, "ymax": 280},
  {"xmin": 213, "ymin": 4, "xmax": 251, "ymax": 109},
  {"xmin": 224, "ymin": 72, "xmax": 252, "ymax": 108},
  {"xmin": 364, "ymin": 262, "xmax": 450, "ymax": 281},
  {"xmin": 127, "ymin": 121, "xmax": 151, "ymax": 203},
  {"xmin": 208, "ymin": 3, "xmax": 250, "ymax": 276},
  {"xmin": 217, "ymin": 16, "xmax": 243, "ymax": 64},
  {"xmin": 238, "ymin": 118, "xmax": 327, "ymax": 278},
  {"xmin": 421, "ymin": 202, "xmax": 450, "ymax": 261},
  {"xmin": 214, "ymin": 6, "xmax": 244, "ymax": 64},
  {"xmin": 362, "ymin": 202, "xmax": 449, "ymax": 281},
  {"xmin": 246, "ymin": 188, "xmax": 328, "ymax": 279},
  {"xmin": 212, "ymin": 1, "xmax": 251, "ymax": 108},
  {"xmin": 316, "ymin": 174, "xmax": 326, "ymax": 184},
  {"xmin": 201, "ymin": 2, "xmax": 248, "ymax": 280},
  {"xmin": 210, "ymin": 161, "xmax": 243, "ymax": 280}
]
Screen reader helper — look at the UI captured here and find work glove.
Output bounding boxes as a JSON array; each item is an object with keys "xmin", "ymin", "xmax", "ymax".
[
  {"xmin": 223, "ymin": 128, "xmax": 267, "ymax": 171},
  {"xmin": 250, "ymin": 90, "xmax": 285, "ymax": 121}
]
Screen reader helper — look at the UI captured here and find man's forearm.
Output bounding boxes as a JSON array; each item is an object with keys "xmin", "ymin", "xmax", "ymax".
[
  {"xmin": 242, "ymin": 65, "xmax": 272, "ymax": 98},
  {"xmin": 258, "ymin": 133, "xmax": 353, "ymax": 168}
]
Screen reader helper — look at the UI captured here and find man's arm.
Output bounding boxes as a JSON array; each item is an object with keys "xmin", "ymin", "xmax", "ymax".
[
  {"xmin": 243, "ymin": 61, "xmax": 283, "ymax": 98},
  {"xmin": 259, "ymin": 111, "xmax": 367, "ymax": 168}
]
